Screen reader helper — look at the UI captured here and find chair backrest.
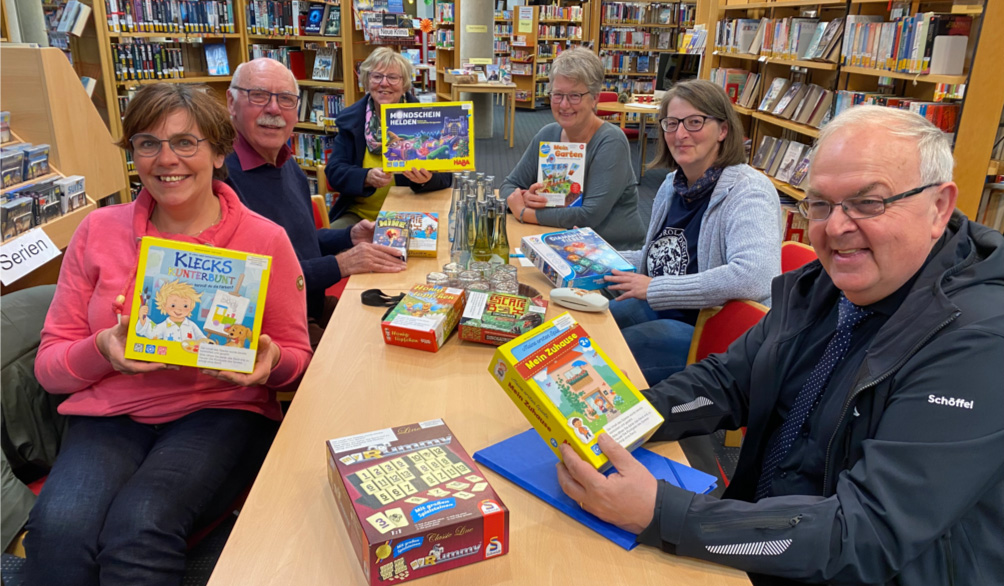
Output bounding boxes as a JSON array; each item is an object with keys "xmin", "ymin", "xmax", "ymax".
[
  {"xmin": 781, "ymin": 240, "xmax": 817, "ymax": 273},
  {"xmin": 311, "ymin": 194, "xmax": 330, "ymax": 229},
  {"xmin": 686, "ymin": 299, "xmax": 768, "ymax": 365},
  {"xmin": 596, "ymin": 91, "xmax": 618, "ymax": 116}
]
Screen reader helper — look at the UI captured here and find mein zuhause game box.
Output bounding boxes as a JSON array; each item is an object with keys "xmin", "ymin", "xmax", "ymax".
[
  {"xmin": 489, "ymin": 312, "xmax": 664, "ymax": 471},
  {"xmin": 124, "ymin": 236, "xmax": 270, "ymax": 372},
  {"xmin": 521, "ymin": 227, "xmax": 635, "ymax": 290},
  {"xmin": 326, "ymin": 420, "xmax": 509, "ymax": 585}
]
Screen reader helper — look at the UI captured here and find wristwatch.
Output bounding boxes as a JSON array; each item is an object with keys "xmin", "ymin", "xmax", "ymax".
[{"xmin": 519, "ymin": 207, "xmax": 526, "ymax": 223}]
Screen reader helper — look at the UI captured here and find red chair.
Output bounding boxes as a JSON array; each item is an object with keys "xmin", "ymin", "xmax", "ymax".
[
  {"xmin": 781, "ymin": 240, "xmax": 817, "ymax": 273},
  {"xmin": 596, "ymin": 91, "xmax": 640, "ymax": 141},
  {"xmin": 312, "ymin": 195, "xmax": 348, "ymax": 299},
  {"xmin": 686, "ymin": 299, "xmax": 769, "ymax": 451}
]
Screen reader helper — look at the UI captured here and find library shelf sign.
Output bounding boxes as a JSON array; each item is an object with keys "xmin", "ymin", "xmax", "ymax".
[{"xmin": 0, "ymin": 228, "xmax": 61, "ymax": 286}]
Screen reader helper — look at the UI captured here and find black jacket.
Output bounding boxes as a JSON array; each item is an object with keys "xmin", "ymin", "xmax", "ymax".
[
  {"xmin": 639, "ymin": 212, "xmax": 1004, "ymax": 585},
  {"xmin": 324, "ymin": 93, "xmax": 452, "ymax": 222}
]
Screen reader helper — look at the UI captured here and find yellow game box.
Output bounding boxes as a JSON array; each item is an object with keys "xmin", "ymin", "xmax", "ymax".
[
  {"xmin": 124, "ymin": 236, "xmax": 270, "ymax": 373},
  {"xmin": 488, "ymin": 312, "xmax": 664, "ymax": 471},
  {"xmin": 381, "ymin": 102, "xmax": 475, "ymax": 173}
]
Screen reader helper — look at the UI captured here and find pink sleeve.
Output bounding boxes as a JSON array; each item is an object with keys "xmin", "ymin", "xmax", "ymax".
[
  {"xmin": 261, "ymin": 229, "xmax": 312, "ymax": 391},
  {"xmin": 34, "ymin": 217, "xmax": 117, "ymax": 394}
]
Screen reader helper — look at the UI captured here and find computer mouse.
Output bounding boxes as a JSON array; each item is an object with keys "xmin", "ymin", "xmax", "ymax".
[{"xmin": 550, "ymin": 288, "xmax": 609, "ymax": 312}]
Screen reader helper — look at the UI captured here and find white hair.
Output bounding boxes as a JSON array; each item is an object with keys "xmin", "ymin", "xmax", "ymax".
[
  {"xmin": 549, "ymin": 47, "xmax": 604, "ymax": 97},
  {"xmin": 228, "ymin": 58, "xmax": 300, "ymax": 101},
  {"xmin": 810, "ymin": 105, "xmax": 954, "ymax": 185}
]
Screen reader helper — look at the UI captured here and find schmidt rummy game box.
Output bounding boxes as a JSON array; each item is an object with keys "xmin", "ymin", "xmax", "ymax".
[
  {"xmin": 326, "ymin": 420, "xmax": 509, "ymax": 585},
  {"xmin": 489, "ymin": 312, "xmax": 663, "ymax": 471},
  {"xmin": 521, "ymin": 227, "xmax": 635, "ymax": 290}
]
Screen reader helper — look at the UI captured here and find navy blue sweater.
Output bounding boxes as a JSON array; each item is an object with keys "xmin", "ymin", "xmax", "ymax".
[
  {"xmin": 324, "ymin": 93, "xmax": 452, "ymax": 222},
  {"xmin": 226, "ymin": 148, "xmax": 351, "ymax": 321}
]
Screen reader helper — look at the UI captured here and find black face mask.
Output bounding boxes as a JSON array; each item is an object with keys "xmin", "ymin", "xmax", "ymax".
[{"xmin": 360, "ymin": 289, "xmax": 406, "ymax": 320}]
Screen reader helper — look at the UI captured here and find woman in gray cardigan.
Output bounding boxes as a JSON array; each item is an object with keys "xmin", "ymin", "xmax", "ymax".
[
  {"xmin": 500, "ymin": 48, "xmax": 645, "ymax": 250},
  {"xmin": 605, "ymin": 79, "xmax": 781, "ymax": 385}
]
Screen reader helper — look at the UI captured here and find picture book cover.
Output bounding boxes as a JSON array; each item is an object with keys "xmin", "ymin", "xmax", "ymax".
[
  {"xmin": 381, "ymin": 284, "xmax": 466, "ymax": 352},
  {"xmin": 459, "ymin": 290, "xmax": 547, "ymax": 346},
  {"xmin": 521, "ymin": 227, "xmax": 636, "ymax": 290},
  {"xmin": 377, "ymin": 211, "xmax": 439, "ymax": 258},
  {"xmin": 536, "ymin": 141, "xmax": 585, "ymax": 207},
  {"xmin": 304, "ymin": 3, "xmax": 326, "ymax": 34},
  {"xmin": 373, "ymin": 213, "xmax": 411, "ymax": 261},
  {"xmin": 489, "ymin": 313, "xmax": 664, "ymax": 471},
  {"xmin": 322, "ymin": 5, "xmax": 341, "ymax": 36},
  {"xmin": 381, "ymin": 102, "xmax": 475, "ymax": 173},
  {"xmin": 312, "ymin": 47, "xmax": 336, "ymax": 81},
  {"xmin": 204, "ymin": 43, "xmax": 229, "ymax": 76},
  {"xmin": 326, "ymin": 419, "xmax": 509, "ymax": 585},
  {"xmin": 124, "ymin": 236, "xmax": 271, "ymax": 373}
]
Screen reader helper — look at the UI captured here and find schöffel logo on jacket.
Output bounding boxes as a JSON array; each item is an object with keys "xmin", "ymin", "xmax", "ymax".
[{"xmin": 928, "ymin": 395, "xmax": 975, "ymax": 409}]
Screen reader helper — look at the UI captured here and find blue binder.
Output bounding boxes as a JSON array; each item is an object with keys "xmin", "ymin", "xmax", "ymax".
[{"xmin": 473, "ymin": 429, "xmax": 717, "ymax": 550}]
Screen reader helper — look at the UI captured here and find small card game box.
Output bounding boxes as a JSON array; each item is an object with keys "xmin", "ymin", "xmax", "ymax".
[
  {"xmin": 376, "ymin": 211, "xmax": 439, "ymax": 258},
  {"xmin": 326, "ymin": 420, "xmax": 509, "ymax": 585},
  {"xmin": 489, "ymin": 312, "xmax": 664, "ymax": 471},
  {"xmin": 521, "ymin": 227, "xmax": 635, "ymax": 290},
  {"xmin": 459, "ymin": 290, "xmax": 547, "ymax": 346},
  {"xmin": 373, "ymin": 212, "xmax": 411, "ymax": 261},
  {"xmin": 381, "ymin": 284, "xmax": 466, "ymax": 352}
]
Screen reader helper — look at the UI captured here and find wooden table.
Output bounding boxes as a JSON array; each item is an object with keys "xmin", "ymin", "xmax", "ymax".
[
  {"xmin": 596, "ymin": 101, "xmax": 662, "ymax": 182},
  {"xmin": 451, "ymin": 83, "xmax": 517, "ymax": 149},
  {"xmin": 207, "ymin": 187, "xmax": 750, "ymax": 586}
]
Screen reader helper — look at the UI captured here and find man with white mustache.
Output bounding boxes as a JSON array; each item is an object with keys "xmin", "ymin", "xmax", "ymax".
[{"xmin": 225, "ymin": 58, "xmax": 405, "ymax": 343}]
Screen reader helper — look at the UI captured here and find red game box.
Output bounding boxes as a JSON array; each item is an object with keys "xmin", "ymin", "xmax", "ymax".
[{"xmin": 326, "ymin": 420, "xmax": 509, "ymax": 585}]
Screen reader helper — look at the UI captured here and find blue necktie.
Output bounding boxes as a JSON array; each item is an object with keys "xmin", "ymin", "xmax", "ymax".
[{"xmin": 755, "ymin": 295, "xmax": 872, "ymax": 500}]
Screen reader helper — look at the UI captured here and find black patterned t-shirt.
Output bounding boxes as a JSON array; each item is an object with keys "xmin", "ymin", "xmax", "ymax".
[{"xmin": 646, "ymin": 187, "xmax": 711, "ymax": 325}]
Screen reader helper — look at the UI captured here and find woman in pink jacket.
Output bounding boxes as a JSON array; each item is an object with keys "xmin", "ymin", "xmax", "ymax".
[{"xmin": 26, "ymin": 84, "xmax": 312, "ymax": 586}]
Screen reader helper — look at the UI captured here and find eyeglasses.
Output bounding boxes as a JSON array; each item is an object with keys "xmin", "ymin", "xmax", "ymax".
[
  {"xmin": 660, "ymin": 115, "xmax": 718, "ymax": 133},
  {"xmin": 370, "ymin": 73, "xmax": 403, "ymax": 85},
  {"xmin": 550, "ymin": 91, "xmax": 590, "ymax": 105},
  {"xmin": 797, "ymin": 183, "xmax": 941, "ymax": 221},
  {"xmin": 129, "ymin": 133, "xmax": 208, "ymax": 158},
  {"xmin": 231, "ymin": 86, "xmax": 300, "ymax": 110}
]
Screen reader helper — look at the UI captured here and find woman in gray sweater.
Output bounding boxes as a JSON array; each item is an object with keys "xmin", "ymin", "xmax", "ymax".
[
  {"xmin": 500, "ymin": 48, "xmax": 645, "ymax": 250},
  {"xmin": 605, "ymin": 79, "xmax": 781, "ymax": 385}
]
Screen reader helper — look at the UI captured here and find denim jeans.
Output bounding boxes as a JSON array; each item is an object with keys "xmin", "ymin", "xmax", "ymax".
[
  {"xmin": 610, "ymin": 297, "xmax": 695, "ymax": 386},
  {"xmin": 24, "ymin": 409, "xmax": 278, "ymax": 586}
]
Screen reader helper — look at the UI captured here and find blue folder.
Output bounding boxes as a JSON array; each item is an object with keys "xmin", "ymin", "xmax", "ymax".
[{"xmin": 473, "ymin": 429, "xmax": 717, "ymax": 550}]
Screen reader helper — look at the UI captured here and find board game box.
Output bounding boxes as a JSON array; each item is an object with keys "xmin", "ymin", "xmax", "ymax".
[
  {"xmin": 376, "ymin": 211, "xmax": 439, "ymax": 258},
  {"xmin": 381, "ymin": 284, "xmax": 466, "ymax": 352},
  {"xmin": 326, "ymin": 420, "xmax": 509, "ymax": 585},
  {"xmin": 373, "ymin": 212, "xmax": 411, "ymax": 261},
  {"xmin": 537, "ymin": 141, "xmax": 586, "ymax": 207},
  {"xmin": 489, "ymin": 312, "xmax": 664, "ymax": 471},
  {"xmin": 381, "ymin": 102, "xmax": 475, "ymax": 173},
  {"xmin": 521, "ymin": 227, "xmax": 636, "ymax": 290},
  {"xmin": 124, "ymin": 236, "xmax": 271, "ymax": 372},
  {"xmin": 459, "ymin": 290, "xmax": 547, "ymax": 346}
]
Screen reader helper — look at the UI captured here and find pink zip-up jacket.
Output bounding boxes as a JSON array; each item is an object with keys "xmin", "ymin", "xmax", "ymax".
[{"xmin": 35, "ymin": 180, "xmax": 312, "ymax": 424}]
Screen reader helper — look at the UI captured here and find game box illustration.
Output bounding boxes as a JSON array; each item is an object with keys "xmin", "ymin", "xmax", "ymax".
[
  {"xmin": 537, "ymin": 141, "xmax": 585, "ymax": 207},
  {"xmin": 489, "ymin": 312, "xmax": 664, "ymax": 471},
  {"xmin": 124, "ymin": 236, "xmax": 270, "ymax": 372},
  {"xmin": 521, "ymin": 227, "xmax": 636, "ymax": 290},
  {"xmin": 376, "ymin": 211, "xmax": 439, "ymax": 258},
  {"xmin": 459, "ymin": 290, "xmax": 547, "ymax": 346},
  {"xmin": 380, "ymin": 102, "xmax": 475, "ymax": 173},
  {"xmin": 326, "ymin": 420, "xmax": 509, "ymax": 585},
  {"xmin": 381, "ymin": 284, "xmax": 466, "ymax": 352},
  {"xmin": 373, "ymin": 213, "xmax": 411, "ymax": 261}
]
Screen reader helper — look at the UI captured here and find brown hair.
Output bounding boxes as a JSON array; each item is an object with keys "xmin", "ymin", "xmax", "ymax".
[
  {"xmin": 117, "ymin": 84, "xmax": 235, "ymax": 180},
  {"xmin": 647, "ymin": 79, "xmax": 746, "ymax": 171}
]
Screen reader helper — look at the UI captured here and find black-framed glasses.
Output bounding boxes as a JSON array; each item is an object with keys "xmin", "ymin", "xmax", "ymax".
[
  {"xmin": 370, "ymin": 73, "xmax": 403, "ymax": 85},
  {"xmin": 797, "ymin": 183, "xmax": 941, "ymax": 221},
  {"xmin": 129, "ymin": 133, "xmax": 208, "ymax": 158},
  {"xmin": 231, "ymin": 86, "xmax": 300, "ymax": 109},
  {"xmin": 550, "ymin": 91, "xmax": 590, "ymax": 105},
  {"xmin": 660, "ymin": 115, "xmax": 718, "ymax": 133}
]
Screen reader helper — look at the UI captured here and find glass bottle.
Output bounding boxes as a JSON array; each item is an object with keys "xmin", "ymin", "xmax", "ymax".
[
  {"xmin": 472, "ymin": 189, "xmax": 493, "ymax": 263},
  {"xmin": 448, "ymin": 172, "xmax": 462, "ymax": 243},
  {"xmin": 491, "ymin": 194, "xmax": 510, "ymax": 265},
  {"xmin": 450, "ymin": 190, "xmax": 470, "ymax": 267}
]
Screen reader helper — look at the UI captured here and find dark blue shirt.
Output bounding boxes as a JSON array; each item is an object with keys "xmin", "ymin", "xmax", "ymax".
[{"xmin": 647, "ymin": 189, "xmax": 710, "ymax": 325}]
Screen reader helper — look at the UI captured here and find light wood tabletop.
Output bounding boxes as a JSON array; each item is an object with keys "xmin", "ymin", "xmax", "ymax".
[{"xmin": 207, "ymin": 187, "xmax": 750, "ymax": 586}]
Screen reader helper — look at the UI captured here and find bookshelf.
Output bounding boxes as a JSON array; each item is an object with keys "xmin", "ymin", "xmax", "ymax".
[
  {"xmin": 510, "ymin": 4, "xmax": 540, "ymax": 110},
  {"xmin": 494, "ymin": 9, "xmax": 512, "ymax": 73},
  {"xmin": 434, "ymin": 0, "xmax": 460, "ymax": 101},
  {"xmin": 703, "ymin": 0, "xmax": 1002, "ymax": 216}
]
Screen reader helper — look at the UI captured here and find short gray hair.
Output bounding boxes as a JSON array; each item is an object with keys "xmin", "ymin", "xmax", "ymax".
[
  {"xmin": 811, "ymin": 105, "xmax": 954, "ymax": 185},
  {"xmin": 360, "ymin": 47, "xmax": 413, "ymax": 94},
  {"xmin": 229, "ymin": 58, "xmax": 299, "ymax": 100},
  {"xmin": 549, "ymin": 48, "xmax": 604, "ymax": 97}
]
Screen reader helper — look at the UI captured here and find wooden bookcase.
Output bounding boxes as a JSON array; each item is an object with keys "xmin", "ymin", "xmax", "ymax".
[
  {"xmin": 494, "ymin": 9, "xmax": 512, "ymax": 72},
  {"xmin": 510, "ymin": 5, "xmax": 540, "ymax": 109},
  {"xmin": 702, "ymin": 0, "xmax": 1003, "ymax": 224},
  {"xmin": 433, "ymin": 0, "xmax": 460, "ymax": 101}
]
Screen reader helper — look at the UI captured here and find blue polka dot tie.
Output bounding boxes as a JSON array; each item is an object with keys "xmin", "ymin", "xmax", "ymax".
[{"xmin": 755, "ymin": 294, "xmax": 872, "ymax": 500}]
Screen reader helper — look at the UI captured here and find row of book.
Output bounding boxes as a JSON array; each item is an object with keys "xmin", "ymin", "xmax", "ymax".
[
  {"xmin": 2, "ymin": 175, "xmax": 88, "ymax": 242},
  {"xmin": 600, "ymin": 29, "xmax": 681, "ymax": 52},
  {"xmin": 751, "ymin": 136, "xmax": 811, "ymax": 189},
  {"xmin": 841, "ymin": 13, "xmax": 971, "ymax": 75},
  {"xmin": 538, "ymin": 25, "xmax": 582, "ymax": 41},
  {"xmin": 709, "ymin": 68, "xmax": 760, "ymax": 109},
  {"xmin": 715, "ymin": 16, "xmax": 843, "ymax": 63},
  {"xmin": 494, "ymin": 10, "xmax": 511, "ymax": 21},
  {"xmin": 831, "ymin": 91, "xmax": 960, "ymax": 134},
  {"xmin": 539, "ymin": 5, "xmax": 583, "ymax": 22},
  {"xmin": 601, "ymin": 78, "xmax": 655, "ymax": 95},
  {"xmin": 494, "ymin": 23, "xmax": 511, "ymax": 36},
  {"xmin": 535, "ymin": 62, "xmax": 550, "ymax": 78},
  {"xmin": 494, "ymin": 40, "xmax": 509, "ymax": 54},
  {"xmin": 602, "ymin": 52, "xmax": 654, "ymax": 75},
  {"xmin": 435, "ymin": 3, "xmax": 453, "ymax": 25},
  {"xmin": 247, "ymin": 44, "xmax": 341, "ymax": 81},
  {"xmin": 534, "ymin": 82, "xmax": 549, "ymax": 99},
  {"xmin": 112, "ymin": 40, "xmax": 225, "ymax": 81},
  {"xmin": 298, "ymin": 89, "xmax": 343, "ymax": 126},
  {"xmin": 245, "ymin": 1, "xmax": 340, "ymax": 37},
  {"xmin": 435, "ymin": 29, "xmax": 455, "ymax": 50},
  {"xmin": 780, "ymin": 200, "xmax": 811, "ymax": 245},
  {"xmin": 511, "ymin": 63, "xmax": 532, "ymax": 76},
  {"xmin": 679, "ymin": 28, "xmax": 707, "ymax": 55},
  {"xmin": 538, "ymin": 43, "xmax": 564, "ymax": 60},
  {"xmin": 758, "ymin": 78, "xmax": 832, "ymax": 129},
  {"xmin": 601, "ymin": 2, "xmax": 694, "ymax": 27},
  {"xmin": 104, "ymin": 0, "xmax": 235, "ymax": 34},
  {"xmin": 289, "ymin": 131, "xmax": 336, "ymax": 166}
]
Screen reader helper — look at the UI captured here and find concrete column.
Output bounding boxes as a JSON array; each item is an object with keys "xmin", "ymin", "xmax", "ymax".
[{"xmin": 459, "ymin": 0, "xmax": 494, "ymax": 138}]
